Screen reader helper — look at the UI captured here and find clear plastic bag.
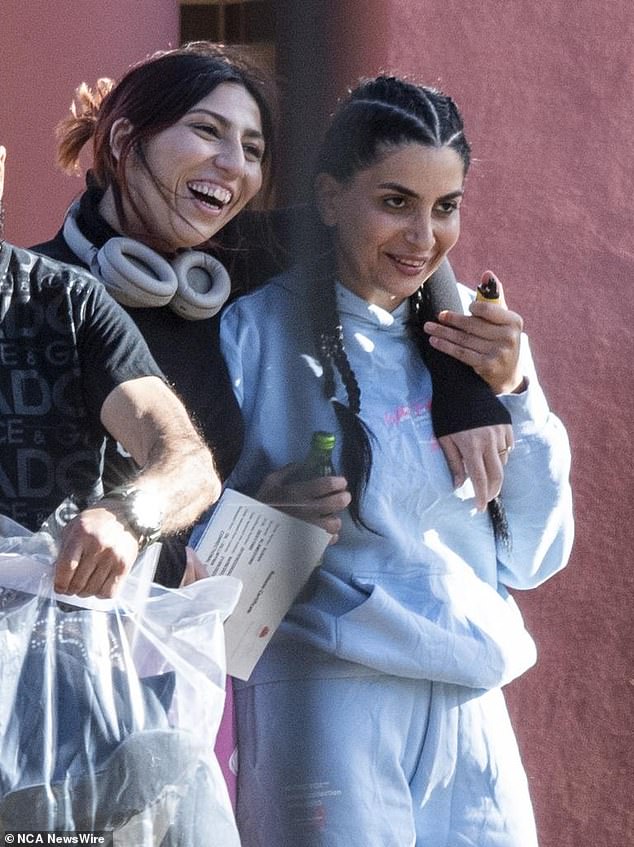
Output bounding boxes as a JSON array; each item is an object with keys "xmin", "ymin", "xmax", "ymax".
[{"xmin": 0, "ymin": 516, "xmax": 242, "ymax": 845}]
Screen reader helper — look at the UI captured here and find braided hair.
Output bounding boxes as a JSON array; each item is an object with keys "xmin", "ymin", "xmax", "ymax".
[
  {"xmin": 303, "ymin": 252, "xmax": 374, "ymax": 528},
  {"xmin": 309, "ymin": 76, "xmax": 509, "ymax": 544}
]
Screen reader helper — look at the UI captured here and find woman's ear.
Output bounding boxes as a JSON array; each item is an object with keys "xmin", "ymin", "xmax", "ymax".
[
  {"xmin": 109, "ymin": 118, "xmax": 134, "ymax": 162},
  {"xmin": 314, "ymin": 172, "xmax": 343, "ymax": 227}
]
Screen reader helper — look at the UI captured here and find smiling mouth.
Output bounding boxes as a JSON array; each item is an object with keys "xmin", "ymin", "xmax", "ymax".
[
  {"xmin": 387, "ymin": 254, "xmax": 430, "ymax": 272},
  {"xmin": 187, "ymin": 181, "xmax": 233, "ymax": 210}
]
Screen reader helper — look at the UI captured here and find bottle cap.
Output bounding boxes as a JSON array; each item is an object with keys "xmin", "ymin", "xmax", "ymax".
[{"xmin": 312, "ymin": 431, "xmax": 336, "ymax": 451}]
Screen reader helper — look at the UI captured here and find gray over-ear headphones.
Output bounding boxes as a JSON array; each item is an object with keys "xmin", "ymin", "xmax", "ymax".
[{"xmin": 62, "ymin": 201, "xmax": 231, "ymax": 320}]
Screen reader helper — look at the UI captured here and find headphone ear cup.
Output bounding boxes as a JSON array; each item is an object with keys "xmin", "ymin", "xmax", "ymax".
[
  {"xmin": 169, "ymin": 252, "xmax": 231, "ymax": 320},
  {"xmin": 97, "ymin": 239, "xmax": 178, "ymax": 308},
  {"xmin": 63, "ymin": 203, "xmax": 227, "ymax": 317}
]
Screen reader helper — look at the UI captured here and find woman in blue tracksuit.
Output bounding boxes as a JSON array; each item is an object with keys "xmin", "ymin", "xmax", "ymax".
[{"xmin": 220, "ymin": 76, "xmax": 574, "ymax": 846}]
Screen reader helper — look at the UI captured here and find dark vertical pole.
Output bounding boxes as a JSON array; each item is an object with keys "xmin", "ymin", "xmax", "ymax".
[
  {"xmin": 273, "ymin": 0, "xmax": 391, "ymax": 205},
  {"xmin": 273, "ymin": 0, "xmax": 333, "ymax": 206}
]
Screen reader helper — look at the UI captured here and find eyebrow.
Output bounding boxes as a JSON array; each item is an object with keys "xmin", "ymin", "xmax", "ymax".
[
  {"xmin": 378, "ymin": 182, "xmax": 464, "ymax": 201},
  {"xmin": 186, "ymin": 108, "xmax": 265, "ymax": 140}
]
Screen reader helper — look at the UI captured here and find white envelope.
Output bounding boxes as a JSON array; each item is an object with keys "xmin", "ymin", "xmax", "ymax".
[{"xmin": 194, "ymin": 488, "xmax": 331, "ymax": 680}]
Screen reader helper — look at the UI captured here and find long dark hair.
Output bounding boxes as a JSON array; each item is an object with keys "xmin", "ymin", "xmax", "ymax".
[
  {"xmin": 308, "ymin": 75, "xmax": 508, "ymax": 543},
  {"xmin": 56, "ymin": 42, "xmax": 278, "ymax": 247}
]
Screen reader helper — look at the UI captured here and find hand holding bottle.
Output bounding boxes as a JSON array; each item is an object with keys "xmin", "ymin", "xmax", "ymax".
[{"xmin": 256, "ymin": 433, "xmax": 351, "ymax": 544}]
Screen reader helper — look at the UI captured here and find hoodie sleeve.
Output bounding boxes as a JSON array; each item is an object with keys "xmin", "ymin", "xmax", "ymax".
[{"xmin": 495, "ymin": 334, "xmax": 574, "ymax": 589}]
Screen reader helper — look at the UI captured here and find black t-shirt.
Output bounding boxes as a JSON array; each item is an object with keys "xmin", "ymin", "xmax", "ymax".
[
  {"xmin": 32, "ymin": 189, "xmax": 245, "ymax": 483},
  {"xmin": 0, "ymin": 242, "xmax": 162, "ymax": 530},
  {"xmin": 32, "ymin": 194, "xmax": 240, "ymax": 586}
]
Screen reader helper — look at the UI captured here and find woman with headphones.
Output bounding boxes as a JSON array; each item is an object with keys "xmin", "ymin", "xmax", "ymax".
[{"xmin": 33, "ymin": 42, "xmax": 511, "ymax": 586}]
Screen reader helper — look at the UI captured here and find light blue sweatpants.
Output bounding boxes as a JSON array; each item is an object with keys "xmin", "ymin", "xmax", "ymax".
[{"xmin": 235, "ymin": 675, "xmax": 538, "ymax": 847}]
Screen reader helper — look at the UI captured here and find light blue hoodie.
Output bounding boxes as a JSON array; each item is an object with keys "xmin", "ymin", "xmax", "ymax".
[{"xmin": 220, "ymin": 269, "xmax": 574, "ymax": 689}]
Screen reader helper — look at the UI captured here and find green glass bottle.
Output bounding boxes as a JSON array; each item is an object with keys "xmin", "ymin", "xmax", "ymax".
[{"xmin": 294, "ymin": 431, "xmax": 336, "ymax": 481}]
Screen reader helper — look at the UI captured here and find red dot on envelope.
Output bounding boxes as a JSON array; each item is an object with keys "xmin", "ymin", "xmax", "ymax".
[{"xmin": 258, "ymin": 626, "xmax": 270, "ymax": 638}]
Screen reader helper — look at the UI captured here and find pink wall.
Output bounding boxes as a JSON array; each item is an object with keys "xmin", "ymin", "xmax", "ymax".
[
  {"xmin": 266, "ymin": 3, "xmax": 633, "ymax": 840},
  {"xmin": 1, "ymin": 2, "xmax": 631, "ymax": 843},
  {"xmin": 0, "ymin": 0, "xmax": 179, "ymax": 246},
  {"xmin": 342, "ymin": 3, "xmax": 631, "ymax": 844},
  {"xmin": 278, "ymin": 1, "xmax": 632, "ymax": 844}
]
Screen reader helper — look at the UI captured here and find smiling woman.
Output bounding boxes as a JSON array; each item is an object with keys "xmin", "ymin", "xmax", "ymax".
[
  {"xmin": 315, "ymin": 143, "xmax": 465, "ymax": 311},
  {"xmin": 102, "ymin": 81, "xmax": 266, "ymax": 251},
  {"xmin": 220, "ymin": 75, "xmax": 574, "ymax": 847},
  {"xmin": 30, "ymin": 42, "xmax": 517, "ymax": 593},
  {"xmin": 55, "ymin": 44, "xmax": 273, "ymax": 255},
  {"xmin": 31, "ymin": 42, "xmax": 277, "ymax": 586}
]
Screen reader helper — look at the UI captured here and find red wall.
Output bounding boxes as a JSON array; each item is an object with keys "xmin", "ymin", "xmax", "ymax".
[
  {"xmin": 0, "ymin": 0, "xmax": 179, "ymax": 246},
  {"xmin": 276, "ymin": 2, "xmax": 633, "ymax": 844},
  {"xmin": 1, "ymin": 2, "xmax": 632, "ymax": 844},
  {"xmin": 311, "ymin": 3, "xmax": 632, "ymax": 844}
]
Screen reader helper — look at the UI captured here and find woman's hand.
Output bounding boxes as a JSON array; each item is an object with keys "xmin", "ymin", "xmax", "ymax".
[
  {"xmin": 256, "ymin": 465, "xmax": 352, "ymax": 544},
  {"xmin": 181, "ymin": 546, "xmax": 209, "ymax": 586},
  {"xmin": 424, "ymin": 271, "xmax": 523, "ymax": 508},
  {"xmin": 424, "ymin": 272, "xmax": 525, "ymax": 396},
  {"xmin": 438, "ymin": 424, "xmax": 513, "ymax": 511}
]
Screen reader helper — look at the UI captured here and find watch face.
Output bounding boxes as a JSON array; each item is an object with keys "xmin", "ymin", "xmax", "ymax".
[{"xmin": 129, "ymin": 488, "xmax": 164, "ymax": 535}]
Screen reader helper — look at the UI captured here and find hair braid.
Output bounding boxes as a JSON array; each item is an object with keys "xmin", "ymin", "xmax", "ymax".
[
  {"xmin": 416, "ymin": 87, "xmax": 442, "ymax": 141},
  {"xmin": 308, "ymin": 263, "xmax": 373, "ymax": 528},
  {"xmin": 319, "ymin": 76, "xmax": 471, "ymax": 181}
]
